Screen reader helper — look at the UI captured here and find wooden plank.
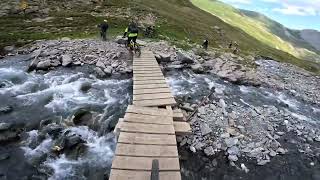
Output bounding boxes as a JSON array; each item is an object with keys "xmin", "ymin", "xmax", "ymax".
[
  {"xmin": 134, "ymin": 80, "xmax": 168, "ymax": 85},
  {"xmin": 133, "ymin": 65, "xmax": 159, "ymax": 68},
  {"xmin": 173, "ymin": 109, "xmax": 185, "ymax": 121},
  {"xmin": 118, "ymin": 132, "xmax": 177, "ymax": 145},
  {"xmin": 133, "ymin": 88, "xmax": 172, "ymax": 95},
  {"xmin": 111, "ymin": 156, "xmax": 180, "ymax": 171},
  {"xmin": 134, "ymin": 83, "xmax": 169, "ymax": 90},
  {"xmin": 124, "ymin": 113, "xmax": 173, "ymax": 125},
  {"xmin": 133, "ymin": 98, "xmax": 176, "ymax": 107},
  {"xmin": 115, "ymin": 143, "xmax": 178, "ymax": 157},
  {"xmin": 134, "ymin": 76, "xmax": 165, "ymax": 81},
  {"xmin": 133, "ymin": 92, "xmax": 173, "ymax": 101},
  {"xmin": 109, "ymin": 170, "xmax": 181, "ymax": 180},
  {"xmin": 134, "ymin": 70, "xmax": 163, "ymax": 74},
  {"xmin": 133, "ymin": 68, "xmax": 161, "ymax": 72},
  {"xmin": 120, "ymin": 122, "xmax": 175, "ymax": 134},
  {"xmin": 127, "ymin": 105, "xmax": 173, "ymax": 116},
  {"xmin": 134, "ymin": 73, "xmax": 164, "ymax": 77},
  {"xmin": 173, "ymin": 121, "xmax": 192, "ymax": 135}
]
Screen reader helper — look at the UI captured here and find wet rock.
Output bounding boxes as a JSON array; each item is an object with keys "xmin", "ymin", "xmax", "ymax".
[
  {"xmin": 94, "ymin": 67, "xmax": 106, "ymax": 78},
  {"xmin": 71, "ymin": 109, "xmax": 93, "ymax": 126},
  {"xmin": 96, "ymin": 60, "xmax": 106, "ymax": 69},
  {"xmin": 190, "ymin": 146, "xmax": 196, "ymax": 153},
  {"xmin": 167, "ymin": 64, "xmax": 184, "ymax": 70},
  {"xmin": 36, "ymin": 59, "xmax": 60, "ymax": 70},
  {"xmin": 200, "ymin": 123, "xmax": 212, "ymax": 136},
  {"xmin": 62, "ymin": 54, "xmax": 72, "ymax": 67},
  {"xmin": 155, "ymin": 53, "xmax": 171, "ymax": 63},
  {"xmin": 65, "ymin": 134, "xmax": 84, "ymax": 149},
  {"xmin": 0, "ymin": 106, "xmax": 13, "ymax": 114},
  {"xmin": 241, "ymin": 163, "xmax": 249, "ymax": 173},
  {"xmin": 0, "ymin": 153, "xmax": 10, "ymax": 161},
  {"xmin": 225, "ymin": 138, "xmax": 238, "ymax": 148},
  {"xmin": 276, "ymin": 148, "xmax": 286, "ymax": 155},
  {"xmin": 257, "ymin": 159, "xmax": 270, "ymax": 166},
  {"xmin": 0, "ymin": 123, "xmax": 12, "ymax": 131},
  {"xmin": 80, "ymin": 82, "xmax": 92, "ymax": 92},
  {"xmin": 0, "ymin": 129, "xmax": 20, "ymax": 143},
  {"xmin": 191, "ymin": 64, "xmax": 204, "ymax": 74},
  {"xmin": 228, "ymin": 155, "xmax": 238, "ymax": 162},
  {"xmin": 204, "ymin": 146, "xmax": 215, "ymax": 156},
  {"xmin": 4, "ymin": 45, "xmax": 15, "ymax": 53},
  {"xmin": 42, "ymin": 124, "xmax": 64, "ymax": 139},
  {"xmin": 269, "ymin": 150, "xmax": 277, "ymax": 157},
  {"xmin": 227, "ymin": 146, "xmax": 240, "ymax": 156},
  {"xmin": 104, "ymin": 66, "xmax": 113, "ymax": 76},
  {"xmin": 177, "ymin": 51, "xmax": 194, "ymax": 64}
]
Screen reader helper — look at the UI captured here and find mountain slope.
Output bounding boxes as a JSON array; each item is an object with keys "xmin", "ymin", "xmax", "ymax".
[
  {"xmin": 190, "ymin": 0, "xmax": 320, "ymax": 63},
  {"xmin": 300, "ymin": 29, "xmax": 320, "ymax": 51}
]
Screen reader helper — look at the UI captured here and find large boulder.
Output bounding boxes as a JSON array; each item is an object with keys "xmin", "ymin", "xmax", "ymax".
[
  {"xmin": 36, "ymin": 59, "xmax": 61, "ymax": 70},
  {"xmin": 94, "ymin": 67, "xmax": 106, "ymax": 78},
  {"xmin": 71, "ymin": 109, "xmax": 94, "ymax": 127},
  {"xmin": 0, "ymin": 123, "xmax": 21, "ymax": 143},
  {"xmin": 62, "ymin": 54, "xmax": 72, "ymax": 67},
  {"xmin": 191, "ymin": 64, "xmax": 204, "ymax": 74},
  {"xmin": 104, "ymin": 66, "xmax": 113, "ymax": 76},
  {"xmin": 177, "ymin": 51, "xmax": 194, "ymax": 64},
  {"xmin": 155, "ymin": 53, "xmax": 171, "ymax": 63},
  {"xmin": 96, "ymin": 60, "xmax": 106, "ymax": 69}
]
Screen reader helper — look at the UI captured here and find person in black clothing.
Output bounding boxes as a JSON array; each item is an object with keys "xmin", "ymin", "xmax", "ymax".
[
  {"xmin": 123, "ymin": 22, "xmax": 139, "ymax": 47},
  {"xmin": 98, "ymin": 20, "xmax": 109, "ymax": 41},
  {"xmin": 202, "ymin": 39, "xmax": 209, "ymax": 50}
]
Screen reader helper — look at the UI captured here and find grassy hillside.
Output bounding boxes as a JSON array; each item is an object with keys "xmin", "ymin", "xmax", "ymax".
[
  {"xmin": 190, "ymin": 0, "xmax": 320, "ymax": 63},
  {"xmin": 1, "ymin": 0, "xmax": 319, "ymax": 73}
]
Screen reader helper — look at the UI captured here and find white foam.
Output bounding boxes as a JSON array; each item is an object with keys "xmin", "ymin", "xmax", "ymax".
[
  {"xmin": 44, "ymin": 126, "xmax": 115, "ymax": 180},
  {"xmin": 277, "ymin": 93, "xmax": 298, "ymax": 110},
  {"xmin": 240, "ymin": 86, "xmax": 251, "ymax": 94}
]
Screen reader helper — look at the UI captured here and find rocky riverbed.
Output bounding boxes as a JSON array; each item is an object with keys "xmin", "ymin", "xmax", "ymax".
[{"xmin": 0, "ymin": 39, "xmax": 320, "ymax": 180}]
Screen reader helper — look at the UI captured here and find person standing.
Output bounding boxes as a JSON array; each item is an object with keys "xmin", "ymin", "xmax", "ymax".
[
  {"xmin": 123, "ymin": 22, "xmax": 139, "ymax": 47},
  {"xmin": 202, "ymin": 39, "xmax": 209, "ymax": 50},
  {"xmin": 98, "ymin": 20, "xmax": 109, "ymax": 41}
]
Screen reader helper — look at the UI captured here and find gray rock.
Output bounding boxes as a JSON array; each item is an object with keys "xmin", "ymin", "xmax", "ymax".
[
  {"xmin": 0, "ymin": 123, "xmax": 11, "ymax": 131},
  {"xmin": 0, "ymin": 106, "xmax": 13, "ymax": 114},
  {"xmin": 228, "ymin": 155, "xmax": 238, "ymax": 162},
  {"xmin": 104, "ymin": 66, "xmax": 113, "ymax": 76},
  {"xmin": 225, "ymin": 138, "xmax": 239, "ymax": 148},
  {"xmin": 62, "ymin": 54, "xmax": 72, "ymax": 67},
  {"xmin": 198, "ymin": 106, "xmax": 206, "ymax": 115},
  {"xmin": 167, "ymin": 64, "xmax": 184, "ymax": 70},
  {"xmin": 190, "ymin": 146, "xmax": 196, "ymax": 153},
  {"xmin": 115, "ymin": 36, "xmax": 127, "ymax": 45},
  {"xmin": 155, "ymin": 53, "xmax": 171, "ymax": 63},
  {"xmin": 204, "ymin": 146, "xmax": 215, "ymax": 156},
  {"xmin": 241, "ymin": 163, "xmax": 249, "ymax": 173},
  {"xmin": 257, "ymin": 159, "xmax": 270, "ymax": 166},
  {"xmin": 177, "ymin": 51, "xmax": 194, "ymax": 64},
  {"xmin": 219, "ymin": 99, "xmax": 226, "ymax": 109},
  {"xmin": 227, "ymin": 146, "xmax": 240, "ymax": 156},
  {"xmin": 96, "ymin": 60, "xmax": 106, "ymax": 69},
  {"xmin": 180, "ymin": 103, "xmax": 194, "ymax": 112},
  {"xmin": 200, "ymin": 123, "xmax": 212, "ymax": 136},
  {"xmin": 36, "ymin": 60, "xmax": 60, "ymax": 70},
  {"xmin": 4, "ymin": 45, "xmax": 15, "ymax": 53},
  {"xmin": 191, "ymin": 64, "xmax": 204, "ymax": 73},
  {"xmin": 276, "ymin": 148, "xmax": 286, "ymax": 155},
  {"xmin": 84, "ymin": 55, "xmax": 97, "ymax": 62},
  {"xmin": 269, "ymin": 150, "xmax": 277, "ymax": 157},
  {"xmin": 94, "ymin": 67, "xmax": 106, "ymax": 78},
  {"xmin": 212, "ymin": 159, "xmax": 218, "ymax": 167},
  {"xmin": 194, "ymin": 142, "xmax": 205, "ymax": 150}
]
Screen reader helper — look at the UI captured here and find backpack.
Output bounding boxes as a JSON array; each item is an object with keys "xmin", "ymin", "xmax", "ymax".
[{"xmin": 129, "ymin": 25, "xmax": 139, "ymax": 34}]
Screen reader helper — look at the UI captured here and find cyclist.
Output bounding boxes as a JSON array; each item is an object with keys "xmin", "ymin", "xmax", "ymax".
[{"xmin": 123, "ymin": 22, "xmax": 139, "ymax": 48}]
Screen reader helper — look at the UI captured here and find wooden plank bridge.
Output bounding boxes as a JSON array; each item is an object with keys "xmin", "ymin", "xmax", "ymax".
[{"xmin": 109, "ymin": 51, "xmax": 191, "ymax": 180}]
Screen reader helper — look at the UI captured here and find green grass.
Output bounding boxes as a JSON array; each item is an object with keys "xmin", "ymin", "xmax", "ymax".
[{"xmin": 0, "ymin": 0, "xmax": 319, "ymax": 73}]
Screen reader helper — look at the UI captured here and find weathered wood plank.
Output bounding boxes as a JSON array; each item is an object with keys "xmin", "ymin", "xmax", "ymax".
[
  {"xmin": 133, "ymin": 83, "xmax": 169, "ymax": 90},
  {"xmin": 173, "ymin": 121, "xmax": 192, "ymax": 135},
  {"xmin": 124, "ymin": 113, "xmax": 173, "ymax": 125},
  {"xmin": 173, "ymin": 109, "xmax": 185, "ymax": 121},
  {"xmin": 133, "ymin": 98, "xmax": 176, "ymax": 107},
  {"xmin": 109, "ymin": 170, "xmax": 181, "ymax": 180},
  {"xmin": 126, "ymin": 105, "xmax": 173, "ymax": 116},
  {"xmin": 133, "ymin": 92, "xmax": 174, "ymax": 101},
  {"xmin": 134, "ymin": 70, "xmax": 163, "ymax": 74},
  {"xmin": 134, "ymin": 76, "xmax": 165, "ymax": 81},
  {"xmin": 134, "ymin": 73, "xmax": 164, "ymax": 77},
  {"xmin": 111, "ymin": 156, "xmax": 180, "ymax": 171},
  {"xmin": 118, "ymin": 132, "xmax": 177, "ymax": 145},
  {"xmin": 115, "ymin": 143, "xmax": 178, "ymax": 157},
  {"xmin": 134, "ymin": 80, "xmax": 168, "ymax": 85},
  {"xmin": 133, "ymin": 88, "xmax": 172, "ymax": 95},
  {"xmin": 120, "ymin": 122, "xmax": 175, "ymax": 134}
]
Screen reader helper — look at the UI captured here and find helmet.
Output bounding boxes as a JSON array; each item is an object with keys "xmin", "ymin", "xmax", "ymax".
[{"xmin": 104, "ymin": 19, "xmax": 108, "ymax": 22}]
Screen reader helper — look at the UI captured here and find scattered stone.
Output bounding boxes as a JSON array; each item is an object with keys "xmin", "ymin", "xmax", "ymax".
[
  {"xmin": 62, "ymin": 54, "xmax": 72, "ymax": 67},
  {"xmin": 269, "ymin": 150, "xmax": 277, "ymax": 157},
  {"xmin": 257, "ymin": 159, "xmax": 270, "ymax": 166},
  {"xmin": 191, "ymin": 64, "xmax": 204, "ymax": 74},
  {"xmin": 155, "ymin": 53, "xmax": 171, "ymax": 63},
  {"xmin": 228, "ymin": 146, "xmax": 240, "ymax": 156},
  {"xmin": 177, "ymin": 51, "xmax": 194, "ymax": 64},
  {"xmin": 94, "ymin": 67, "xmax": 106, "ymax": 78},
  {"xmin": 104, "ymin": 66, "xmax": 113, "ymax": 76},
  {"xmin": 204, "ymin": 146, "xmax": 215, "ymax": 156},
  {"xmin": 200, "ymin": 123, "xmax": 212, "ymax": 136},
  {"xmin": 228, "ymin": 155, "xmax": 238, "ymax": 162},
  {"xmin": 190, "ymin": 146, "xmax": 196, "ymax": 153},
  {"xmin": 241, "ymin": 163, "xmax": 249, "ymax": 173},
  {"xmin": 276, "ymin": 132, "xmax": 285, "ymax": 136},
  {"xmin": 225, "ymin": 138, "xmax": 238, "ymax": 148},
  {"xmin": 96, "ymin": 60, "xmax": 106, "ymax": 69},
  {"xmin": 276, "ymin": 148, "xmax": 286, "ymax": 155}
]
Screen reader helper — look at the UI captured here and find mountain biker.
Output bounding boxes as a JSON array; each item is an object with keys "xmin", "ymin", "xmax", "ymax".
[
  {"xmin": 123, "ymin": 22, "xmax": 139, "ymax": 47},
  {"xmin": 202, "ymin": 39, "xmax": 209, "ymax": 50},
  {"xmin": 98, "ymin": 20, "xmax": 109, "ymax": 41}
]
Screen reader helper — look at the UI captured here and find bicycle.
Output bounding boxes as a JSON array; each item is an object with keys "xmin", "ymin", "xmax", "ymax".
[{"xmin": 128, "ymin": 39, "xmax": 142, "ymax": 58}]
